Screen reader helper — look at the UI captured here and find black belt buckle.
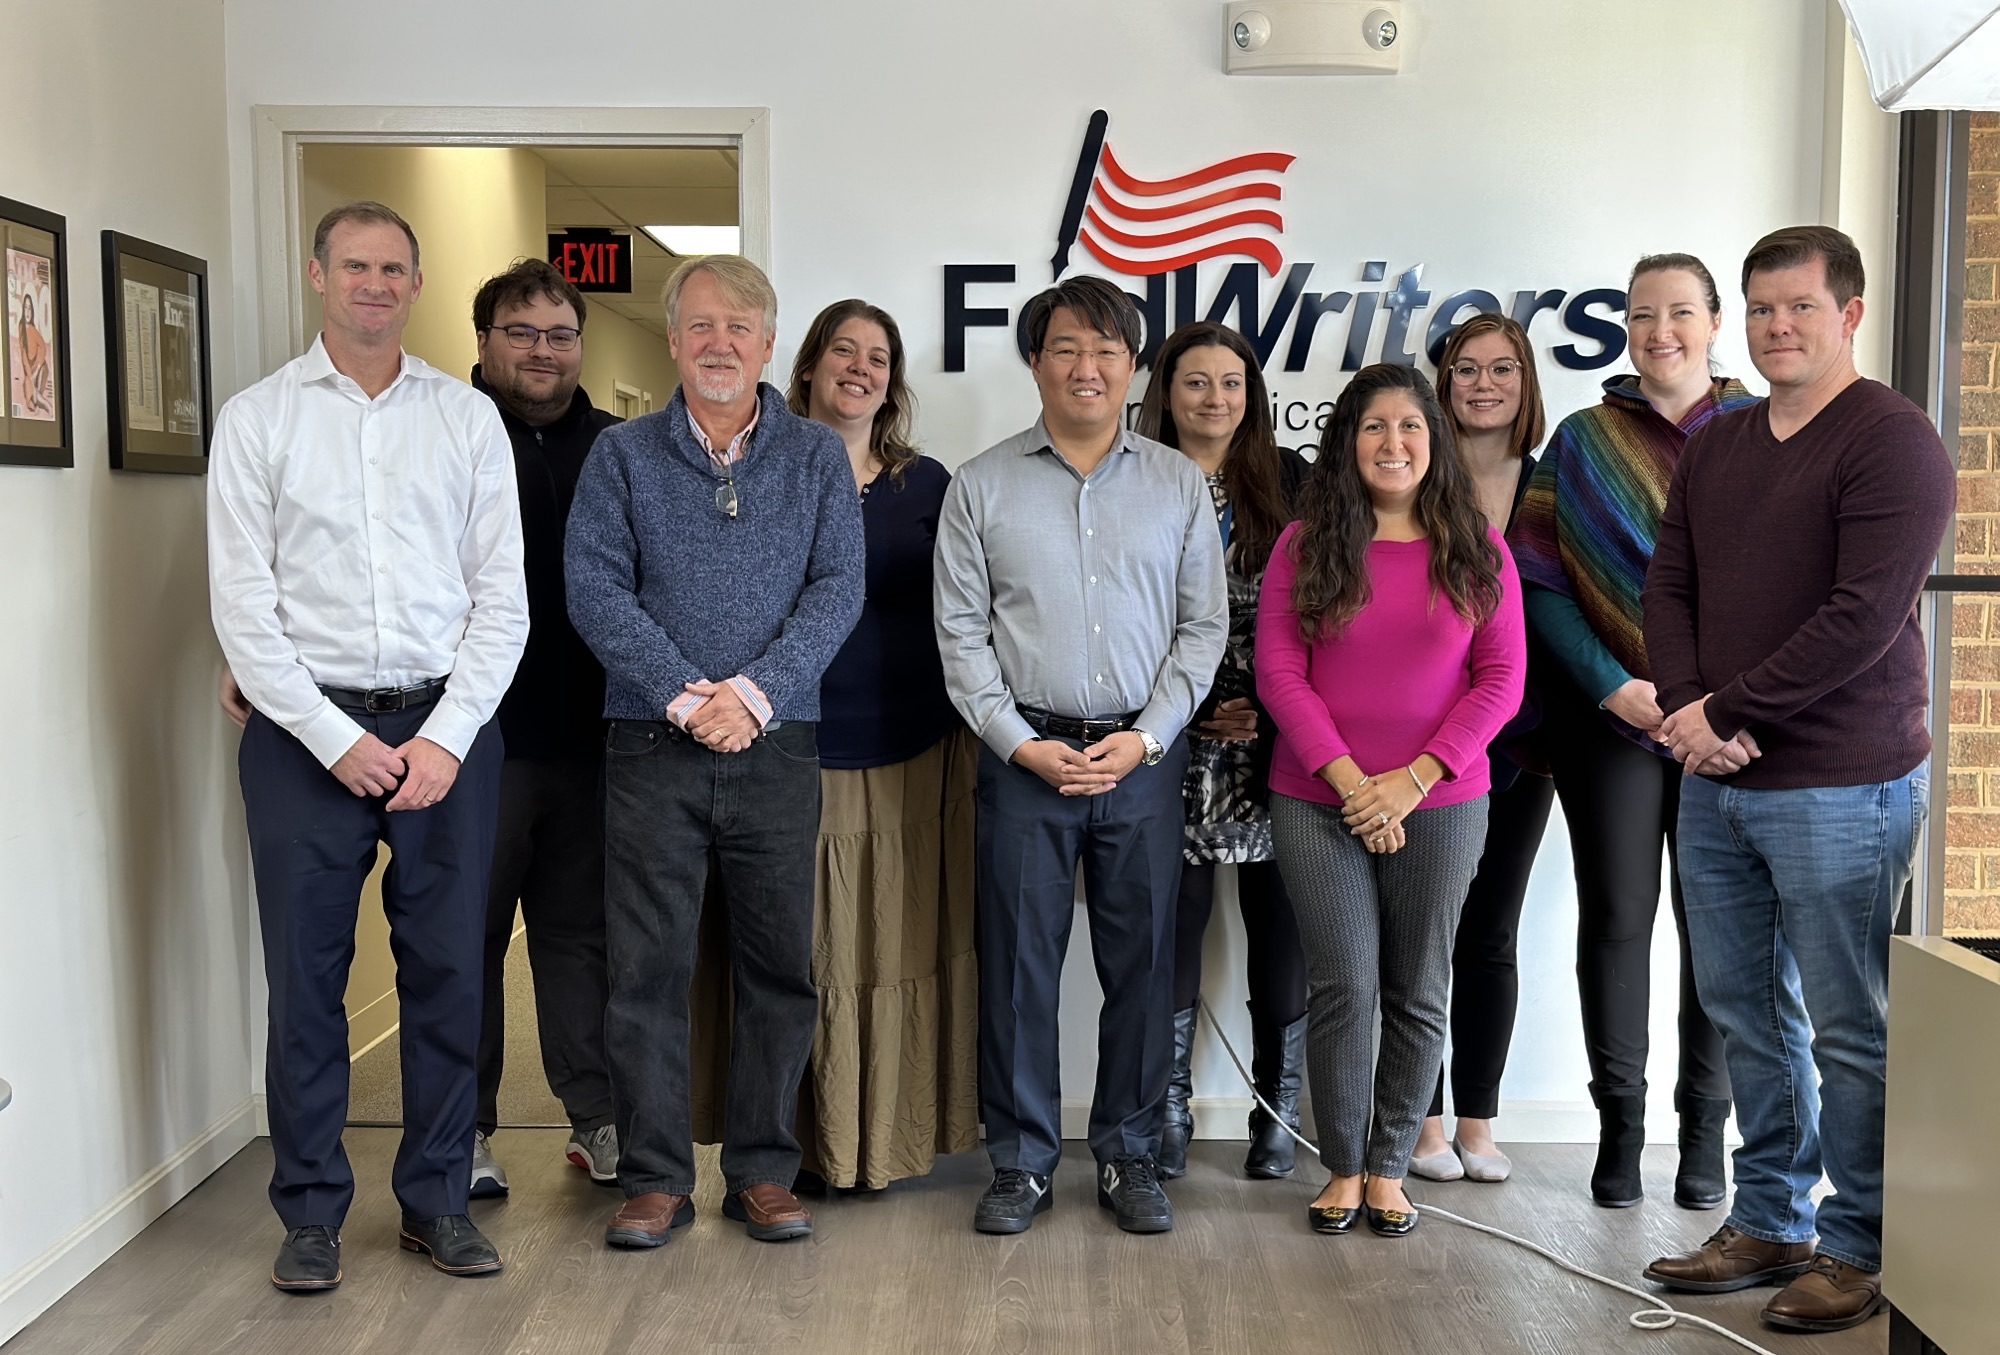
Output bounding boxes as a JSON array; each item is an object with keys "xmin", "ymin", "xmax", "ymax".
[
  {"xmin": 1019, "ymin": 706, "xmax": 1136, "ymax": 742},
  {"xmin": 364, "ymin": 688, "xmax": 409, "ymax": 713}
]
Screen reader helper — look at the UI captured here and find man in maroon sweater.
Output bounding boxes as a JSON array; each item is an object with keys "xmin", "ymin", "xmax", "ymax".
[{"xmin": 1638, "ymin": 226, "xmax": 1953, "ymax": 1335}]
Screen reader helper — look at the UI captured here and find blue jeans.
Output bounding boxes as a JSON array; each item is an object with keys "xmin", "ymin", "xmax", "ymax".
[{"xmin": 1675, "ymin": 768, "xmax": 1927, "ymax": 1272}]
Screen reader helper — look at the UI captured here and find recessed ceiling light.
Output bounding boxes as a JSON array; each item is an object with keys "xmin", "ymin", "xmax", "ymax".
[{"xmin": 641, "ymin": 225, "xmax": 741, "ymax": 256}]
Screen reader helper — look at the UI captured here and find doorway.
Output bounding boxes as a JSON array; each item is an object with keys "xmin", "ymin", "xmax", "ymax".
[{"xmin": 250, "ymin": 105, "xmax": 768, "ymax": 1126}]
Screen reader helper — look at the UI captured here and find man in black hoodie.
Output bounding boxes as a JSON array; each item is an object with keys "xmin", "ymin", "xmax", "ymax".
[{"xmin": 466, "ymin": 259, "xmax": 622, "ymax": 1198}]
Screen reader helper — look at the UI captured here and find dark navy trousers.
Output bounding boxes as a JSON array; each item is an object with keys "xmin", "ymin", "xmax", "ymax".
[
  {"xmin": 240, "ymin": 703, "xmax": 502, "ymax": 1229},
  {"xmin": 975, "ymin": 735, "xmax": 1188, "ymax": 1176}
]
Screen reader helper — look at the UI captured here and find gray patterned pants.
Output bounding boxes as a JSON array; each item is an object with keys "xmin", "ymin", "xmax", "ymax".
[{"xmin": 1270, "ymin": 793, "xmax": 1488, "ymax": 1179}]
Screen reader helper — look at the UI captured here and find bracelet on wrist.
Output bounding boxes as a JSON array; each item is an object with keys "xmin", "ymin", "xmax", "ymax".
[{"xmin": 1405, "ymin": 764, "xmax": 1431, "ymax": 798}]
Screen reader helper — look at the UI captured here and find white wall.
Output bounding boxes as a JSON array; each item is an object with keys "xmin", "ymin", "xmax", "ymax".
[
  {"xmin": 0, "ymin": 0, "xmax": 254, "ymax": 1342},
  {"xmin": 218, "ymin": 0, "xmax": 1875, "ymax": 1144}
]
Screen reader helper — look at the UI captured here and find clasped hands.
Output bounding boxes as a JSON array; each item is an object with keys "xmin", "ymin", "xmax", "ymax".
[
  {"xmin": 221, "ymin": 668, "xmax": 458, "ymax": 810},
  {"xmin": 1014, "ymin": 731, "xmax": 1146, "ymax": 796},
  {"xmin": 1196, "ymin": 697, "xmax": 1258, "ymax": 743},
  {"xmin": 681, "ymin": 679, "xmax": 762, "ymax": 753},
  {"xmin": 1333, "ymin": 769, "xmax": 1424, "ymax": 856},
  {"xmin": 1619, "ymin": 683, "xmax": 1760, "ymax": 775}
]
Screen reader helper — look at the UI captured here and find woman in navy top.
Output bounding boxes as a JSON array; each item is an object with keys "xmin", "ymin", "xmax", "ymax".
[{"xmin": 783, "ymin": 299, "xmax": 977, "ymax": 1189}]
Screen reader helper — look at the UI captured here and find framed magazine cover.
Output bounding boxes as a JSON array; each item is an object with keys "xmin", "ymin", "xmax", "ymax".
[{"xmin": 1, "ymin": 196, "xmax": 74, "ymax": 468}]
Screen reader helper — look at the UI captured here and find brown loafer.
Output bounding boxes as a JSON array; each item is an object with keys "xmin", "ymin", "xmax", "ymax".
[
  {"xmin": 722, "ymin": 1183, "xmax": 813, "ymax": 1241},
  {"xmin": 1642, "ymin": 1225, "xmax": 1814, "ymax": 1293},
  {"xmin": 1761, "ymin": 1254, "xmax": 1886, "ymax": 1332},
  {"xmin": 605, "ymin": 1192, "xmax": 695, "ymax": 1249}
]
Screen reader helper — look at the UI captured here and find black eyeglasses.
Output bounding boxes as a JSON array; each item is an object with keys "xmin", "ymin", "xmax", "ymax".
[
  {"xmin": 487, "ymin": 323, "xmax": 580, "ymax": 352},
  {"xmin": 715, "ymin": 476, "xmax": 738, "ymax": 519}
]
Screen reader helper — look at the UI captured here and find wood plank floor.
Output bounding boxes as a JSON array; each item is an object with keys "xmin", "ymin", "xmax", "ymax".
[{"xmin": 8, "ymin": 1133, "xmax": 1888, "ymax": 1354}]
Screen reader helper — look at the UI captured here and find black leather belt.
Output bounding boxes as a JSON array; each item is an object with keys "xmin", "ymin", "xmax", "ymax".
[
  {"xmin": 1018, "ymin": 705, "xmax": 1140, "ymax": 742},
  {"xmin": 319, "ymin": 677, "xmax": 447, "ymax": 714}
]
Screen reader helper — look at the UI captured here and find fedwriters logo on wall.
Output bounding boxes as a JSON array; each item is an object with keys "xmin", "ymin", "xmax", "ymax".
[{"xmin": 943, "ymin": 109, "xmax": 1629, "ymax": 386}]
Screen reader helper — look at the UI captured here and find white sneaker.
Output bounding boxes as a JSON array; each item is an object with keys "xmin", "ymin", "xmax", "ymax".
[
  {"xmin": 565, "ymin": 1124, "xmax": 619, "ymax": 1183},
  {"xmin": 470, "ymin": 1131, "xmax": 509, "ymax": 1199}
]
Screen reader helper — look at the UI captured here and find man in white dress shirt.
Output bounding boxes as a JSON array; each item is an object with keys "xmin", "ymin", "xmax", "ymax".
[{"xmin": 208, "ymin": 201, "xmax": 528, "ymax": 1292}]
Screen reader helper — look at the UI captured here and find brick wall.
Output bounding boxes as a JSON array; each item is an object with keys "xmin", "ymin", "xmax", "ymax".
[{"xmin": 1945, "ymin": 112, "xmax": 2000, "ymax": 933}]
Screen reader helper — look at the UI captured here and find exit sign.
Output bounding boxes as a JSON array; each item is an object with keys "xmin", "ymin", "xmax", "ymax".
[{"xmin": 548, "ymin": 229, "xmax": 631, "ymax": 294}]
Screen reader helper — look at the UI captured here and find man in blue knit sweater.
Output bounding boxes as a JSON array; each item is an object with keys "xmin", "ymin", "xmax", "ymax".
[{"xmin": 565, "ymin": 255, "xmax": 864, "ymax": 1249}]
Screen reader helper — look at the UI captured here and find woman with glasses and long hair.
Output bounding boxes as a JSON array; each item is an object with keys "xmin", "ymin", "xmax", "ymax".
[
  {"xmin": 1406, "ymin": 316, "xmax": 1556, "ymax": 1185},
  {"xmin": 1136, "ymin": 321, "xmax": 1312, "ymax": 1180},
  {"xmin": 775, "ymin": 298, "xmax": 978, "ymax": 1190},
  {"xmin": 1508, "ymin": 254, "xmax": 1753, "ymax": 1210},
  {"xmin": 1258, "ymin": 364, "xmax": 1525, "ymax": 1237}
]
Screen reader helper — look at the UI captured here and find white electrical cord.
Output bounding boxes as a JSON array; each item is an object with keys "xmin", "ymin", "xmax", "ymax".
[{"xmin": 1194, "ymin": 998, "xmax": 1785, "ymax": 1355}]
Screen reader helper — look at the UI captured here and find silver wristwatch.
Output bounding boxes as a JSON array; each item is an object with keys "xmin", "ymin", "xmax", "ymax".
[{"xmin": 1137, "ymin": 729, "xmax": 1165, "ymax": 766}]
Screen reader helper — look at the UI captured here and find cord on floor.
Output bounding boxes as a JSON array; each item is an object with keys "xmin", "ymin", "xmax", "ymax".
[{"xmin": 1193, "ymin": 997, "xmax": 1784, "ymax": 1355}]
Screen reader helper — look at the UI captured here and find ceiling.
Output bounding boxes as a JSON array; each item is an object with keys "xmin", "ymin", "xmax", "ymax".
[{"xmin": 535, "ymin": 146, "xmax": 740, "ymax": 341}]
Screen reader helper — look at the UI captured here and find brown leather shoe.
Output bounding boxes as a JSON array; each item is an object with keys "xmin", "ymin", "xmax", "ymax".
[
  {"xmin": 1642, "ymin": 1225, "xmax": 1815, "ymax": 1293},
  {"xmin": 1761, "ymin": 1254, "xmax": 1886, "ymax": 1332},
  {"xmin": 604, "ymin": 1192, "xmax": 694, "ymax": 1249},
  {"xmin": 722, "ymin": 1183, "xmax": 813, "ymax": 1241}
]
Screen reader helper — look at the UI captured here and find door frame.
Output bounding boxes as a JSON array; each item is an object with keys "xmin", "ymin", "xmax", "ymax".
[{"xmin": 250, "ymin": 103, "xmax": 770, "ymax": 372}]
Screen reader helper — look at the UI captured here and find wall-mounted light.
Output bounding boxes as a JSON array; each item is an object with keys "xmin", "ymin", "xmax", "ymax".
[{"xmin": 1225, "ymin": 2, "xmax": 1406, "ymax": 76}]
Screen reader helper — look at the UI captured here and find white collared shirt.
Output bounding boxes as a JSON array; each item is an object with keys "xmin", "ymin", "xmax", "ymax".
[{"xmin": 207, "ymin": 335, "xmax": 529, "ymax": 769}]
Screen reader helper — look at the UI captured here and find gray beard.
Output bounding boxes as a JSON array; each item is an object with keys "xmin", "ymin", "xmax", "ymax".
[{"xmin": 692, "ymin": 367, "xmax": 745, "ymax": 404}]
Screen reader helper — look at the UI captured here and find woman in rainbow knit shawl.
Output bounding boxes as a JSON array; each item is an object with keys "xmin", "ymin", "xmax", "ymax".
[{"xmin": 1506, "ymin": 254, "xmax": 1759, "ymax": 1213}]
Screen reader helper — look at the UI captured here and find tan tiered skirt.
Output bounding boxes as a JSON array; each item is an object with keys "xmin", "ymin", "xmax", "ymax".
[{"xmin": 688, "ymin": 728, "xmax": 980, "ymax": 1188}]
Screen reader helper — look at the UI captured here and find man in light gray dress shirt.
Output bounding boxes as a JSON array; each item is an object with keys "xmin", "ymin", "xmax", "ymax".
[{"xmin": 935, "ymin": 275, "xmax": 1226, "ymax": 1236}]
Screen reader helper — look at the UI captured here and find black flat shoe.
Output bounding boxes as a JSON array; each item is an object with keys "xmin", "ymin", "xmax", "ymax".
[
  {"xmin": 399, "ymin": 1214, "xmax": 503, "ymax": 1275},
  {"xmin": 272, "ymin": 1225, "xmax": 342, "ymax": 1292},
  {"xmin": 1365, "ymin": 1204, "xmax": 1420, "ymax": 1237},
  {"xmin": 1307, "ymin": 1204, "xmax": 1359, "ymax": 1234}
]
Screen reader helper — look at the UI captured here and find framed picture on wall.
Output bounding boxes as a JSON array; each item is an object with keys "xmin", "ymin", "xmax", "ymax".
[
  {"xmin": 102, "ymin": 231, "xmax": 213, "ymax": 474},
  {"xmin": 1, "ymin": 196, "xmax": 74, "ymax": 469}
]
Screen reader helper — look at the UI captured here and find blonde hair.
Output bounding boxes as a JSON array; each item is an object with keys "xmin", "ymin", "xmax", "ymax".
[{"xmin": 661, "ymin": 254, "xmax": 776, "ymax": 335}]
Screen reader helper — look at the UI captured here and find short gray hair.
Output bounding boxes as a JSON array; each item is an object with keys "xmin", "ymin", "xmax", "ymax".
[{"xmin": 661, "ymin": 254, "xmax": 776, "ymax": 335}]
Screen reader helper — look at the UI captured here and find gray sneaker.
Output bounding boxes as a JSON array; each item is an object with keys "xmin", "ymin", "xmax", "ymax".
[
  {"xmin": 469, "ymin": 1131, "xmax": 509, "ymax": 1199},
  {"xmin": 566, "ymin": 1123, "xmax": 619, "ymax": 1184}
]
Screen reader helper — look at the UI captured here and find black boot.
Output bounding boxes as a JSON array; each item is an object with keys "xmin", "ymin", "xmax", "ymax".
[
  {"xmin": 1158, "ymin": 1006, "xmax": 1197, "ymax": 1178},
  {"xmin": 1244, "ymin": 1011, "xmax": 1305, "ymax": 1179},
  {"xmin": 1674, "ymin": 1095, "xmax": 1730, "ymax": 1210},
  {"xmin": 1592, "ymin": 1089, "xmax": 1647, "ymax": 1208}
]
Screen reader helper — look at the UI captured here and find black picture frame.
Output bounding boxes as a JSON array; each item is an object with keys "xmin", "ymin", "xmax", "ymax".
[
  {"xmin": 0, "ymin": 196, "xmax": 74, "ymax": 469},
  {"xmin": 103, "ymin": 230, "xmax": 213, "ymax": 474}
]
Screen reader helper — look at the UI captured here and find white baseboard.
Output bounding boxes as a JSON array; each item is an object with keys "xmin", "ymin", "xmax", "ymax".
[
  {"xmin": 1064, "ymin": 1098, "xmax": 1736, "ymax": 1146},
  {"xmin": 0, "ymin": 1097, "xmax": 258, "ymax": 1346}
]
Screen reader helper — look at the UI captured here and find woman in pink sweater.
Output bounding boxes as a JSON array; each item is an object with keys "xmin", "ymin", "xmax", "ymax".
[{"xmin": 1256, "ymin": 363, "xmax": 1525, "ymax": 1238}]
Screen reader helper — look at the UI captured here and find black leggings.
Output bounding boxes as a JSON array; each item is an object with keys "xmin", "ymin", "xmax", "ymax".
[
  {"xmin": 1546, "ymin": 699, "xmax": 1730, "ymax": 1108},
  {"xmin": 1172, "ymin": 859, "xmax": 1307, "ymax": 1025},
  {"xmin": 1428, "ymin": 770, "xmax": 1555, "ymax": 1119}
]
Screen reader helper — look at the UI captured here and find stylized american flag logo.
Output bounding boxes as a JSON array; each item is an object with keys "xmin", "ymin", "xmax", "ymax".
[{"xmin": 1050, "ymin": 109, "xmax": 1296, "ymax": 281}]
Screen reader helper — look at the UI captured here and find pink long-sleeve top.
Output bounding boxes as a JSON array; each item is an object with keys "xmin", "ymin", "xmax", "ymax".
[{"xmin": 1255, "ymin": 522, "xmax": 1526, "ymax": 809}]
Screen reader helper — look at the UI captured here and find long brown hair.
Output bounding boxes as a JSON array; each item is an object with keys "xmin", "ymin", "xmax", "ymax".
[
  {"xmin": 786, "ymin": 299, "xmax": 920, "ymax": 482},
  {"xmin": 1434, "ymin": 313, "xmax": 1546, "ymax": 457},
  {"xmin": 1290, "ymin": 364, "xmax": 1501, "ymax": 642},
  {"xmin": 1136, "ymin": 322, "xmax": 1289, "ymax": 570}
]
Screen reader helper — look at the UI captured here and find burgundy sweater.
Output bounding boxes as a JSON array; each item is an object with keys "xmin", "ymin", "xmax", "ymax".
[{"xmin": 1642, "ymin": 379, "xmax": 1953, "ymax": 789}]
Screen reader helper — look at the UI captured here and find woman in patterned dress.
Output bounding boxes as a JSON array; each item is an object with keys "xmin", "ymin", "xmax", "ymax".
[{"xmin": 1138, "ymin": 322, "xmax": 1312, "ymax": 1179}]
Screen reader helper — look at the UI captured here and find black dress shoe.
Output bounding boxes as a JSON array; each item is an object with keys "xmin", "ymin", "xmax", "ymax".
[
  {"xmin": 1307, "ymin": 1204, "xmax": 1359, "ymax": 1235},
  {"xmin": 1365, "ymin": 1203, "xmax": 1420, "ymax": 1237},
  {"xmin": 272, "ymin": 1225, "xmax": 342, "ymax": 1292},
  {"xmin": 973, "ymin": 1169, "xmax": 1051, "ymax": 1234},
  {"xmin": 1097, "ymin": 1156, "xmax": 1174, "ymax": 1234},
  {"xmin": 399, "ymin": 1214, "xmax": 503, "ymax": 1275}
]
